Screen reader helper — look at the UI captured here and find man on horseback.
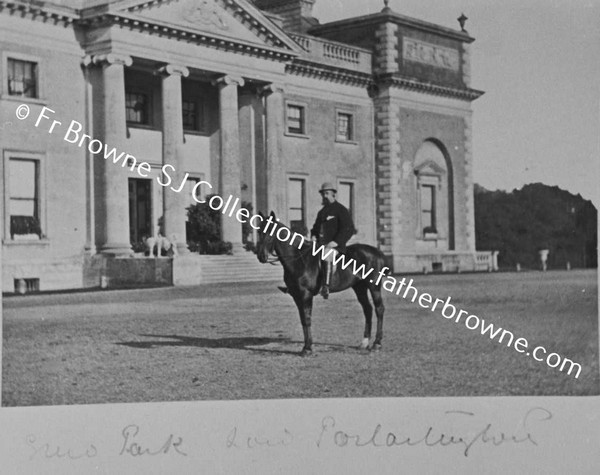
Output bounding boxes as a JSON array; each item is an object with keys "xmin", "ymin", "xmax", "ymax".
[
  {"xmin": 277, "ymin": 182, "xmax": 355, "ymax": 299},
  {"xmin": 310, "ymin": 182, "xmax": 355, "ymax": 299}
]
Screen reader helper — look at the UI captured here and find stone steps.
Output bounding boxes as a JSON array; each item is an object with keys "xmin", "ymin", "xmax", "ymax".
[{"xmin": 195, "ymin": 253, "xmax": 282, "ymax": 284}]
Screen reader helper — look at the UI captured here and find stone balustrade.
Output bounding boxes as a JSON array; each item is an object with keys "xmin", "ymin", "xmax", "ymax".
[
  {"xmin": 289, "ymin": 33, "xmax": 372, "ymax": 73},
  {"xmin": 475, "ymin": 251, "xmax": 499, "ymax": 272}
]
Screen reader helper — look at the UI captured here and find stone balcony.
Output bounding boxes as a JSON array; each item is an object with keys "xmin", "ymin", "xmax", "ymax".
[{"xmin": 289, "ymin": 32, "xmax": 372, "ymax": 74}]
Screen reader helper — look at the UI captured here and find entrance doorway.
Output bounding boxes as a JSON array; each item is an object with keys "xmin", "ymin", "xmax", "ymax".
[{"xmin": 129, "ymin": 178, "xmax": 152, "ymax": 245}]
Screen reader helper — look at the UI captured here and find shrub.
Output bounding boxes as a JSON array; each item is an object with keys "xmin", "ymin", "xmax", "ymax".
[
  {"xmin": 187, "ymin": 196, "xmax": 221, "ymax": 244},
  {"xmin": 186, "ymin": 196, "xmax": 251, "ymax": 255}
]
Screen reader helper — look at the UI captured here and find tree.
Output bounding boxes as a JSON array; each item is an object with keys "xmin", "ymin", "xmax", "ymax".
[{"xmin": 475, "ymin": 183, "xmax": 597, "ymax": 269}]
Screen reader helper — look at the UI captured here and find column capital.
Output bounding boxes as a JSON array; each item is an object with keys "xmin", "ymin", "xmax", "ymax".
[
  {"xmin": 259, "ymin": 83, "xmax": 285, "ymax": 96},
  {"xmin": 157, "ymin": 64, "xmax": 190, "ymax": 78},
  {"xmin": 84, "ymin": 53, "xmax": 133, "ymax": 68},
  {"xmin": 213, "ymin": 75, "xmax": 245, "ymax": 88}
]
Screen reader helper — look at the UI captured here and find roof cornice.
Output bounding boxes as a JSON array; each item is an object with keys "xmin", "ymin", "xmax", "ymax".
[
  {"xmin": 286, "ymin": 59, "xmax": 373, "ymax": 88},
  {"xmin": 0, "ymin": 0, "xmax": 79, "ymax": 25},
  {"xmin": 376, "ymin": 73, "xmax": 484, "ymax": 101},
  {"xmin": 310, "ymin": 11, "xmax": 475, "ymax": 44}
]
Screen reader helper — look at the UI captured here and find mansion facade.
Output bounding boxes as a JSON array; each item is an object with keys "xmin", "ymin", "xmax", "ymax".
[{"xmin": 1, "ymin": 0, "xmax": 495, "ymax": 292}]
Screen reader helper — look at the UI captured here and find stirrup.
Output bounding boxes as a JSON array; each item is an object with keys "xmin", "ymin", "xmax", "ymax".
[{"xmin": 320, "ymin": 285, "xmax": 329, "ymax": 299}]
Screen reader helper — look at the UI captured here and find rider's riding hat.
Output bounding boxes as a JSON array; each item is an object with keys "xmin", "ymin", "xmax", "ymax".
[{"xmin": 319, "ymin": 182, "xmax": 337, "ymax": 194}]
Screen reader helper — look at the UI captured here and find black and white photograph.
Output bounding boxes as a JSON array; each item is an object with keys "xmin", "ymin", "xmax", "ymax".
[{"xmin": 0, "ymin": 0, "xmax": 598, "ymax": 472}]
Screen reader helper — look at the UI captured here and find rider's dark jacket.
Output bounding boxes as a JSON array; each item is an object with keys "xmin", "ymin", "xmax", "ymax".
[{"xmin": 310, "ymin": 200, "xmax": 355, "ymax": 253}]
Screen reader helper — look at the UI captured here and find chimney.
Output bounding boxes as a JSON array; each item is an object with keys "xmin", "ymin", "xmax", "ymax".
[{"xmin": 253, "ymin": 0, "xmax": 317, "ymax": 32}]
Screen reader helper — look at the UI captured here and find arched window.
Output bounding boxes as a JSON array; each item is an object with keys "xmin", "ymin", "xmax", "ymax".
[{"xmin": 414, "ymin": 141, "xmax": 454, "ymax": 249}]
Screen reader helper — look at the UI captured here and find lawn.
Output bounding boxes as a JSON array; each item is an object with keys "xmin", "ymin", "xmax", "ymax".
[{"xmin": 2, "ymin": 269, "xmax": 598, "ymax": 406}]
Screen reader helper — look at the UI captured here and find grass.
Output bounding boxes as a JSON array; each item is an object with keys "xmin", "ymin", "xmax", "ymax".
[{"xmin": 2, "ymin": 269, "xmax": 598, "ymax": 406}]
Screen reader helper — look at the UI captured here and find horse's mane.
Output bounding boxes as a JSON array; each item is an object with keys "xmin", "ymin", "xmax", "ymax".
[{"xmin": 266, "ymin": 219, "xmax": 313, "ymax": 253}]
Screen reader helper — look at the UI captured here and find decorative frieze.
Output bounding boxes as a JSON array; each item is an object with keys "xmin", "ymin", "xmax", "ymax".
[{"xmin": 402, "ymin": 38, "xmax": 460, "ymax": 71}]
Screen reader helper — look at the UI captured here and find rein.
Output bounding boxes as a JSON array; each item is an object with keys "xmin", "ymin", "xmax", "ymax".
[{"xmin": 270, "ymin": 239, "xmax": 313, "ymax": 268}]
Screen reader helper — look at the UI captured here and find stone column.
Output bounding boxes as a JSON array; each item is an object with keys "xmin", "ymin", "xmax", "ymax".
[
  {"xmin": 158, "ymin": 64, "xmax": 190, "ymax": 255},
  {"xmin": 81, "ymin": 55, "xmax": 96, "ymax": 254},
  {"xmin": 373, "ymin": 90, "xmax": 402, "ymax": 268},
  {"xmin": 261, "ymin": 84, "xmax": 285, "ymax": 216},
  {"xmin": 92, "ymin": 53, "xmax": 133, "ymax": 256},
  {"xmin": 372, "ymin": 21, "xmax": 400, "ymax": 270},
  {"xmin": 464, "ymin": 114, "xmax": 476, "ymax": 251},
  {"xmin": 214, "ymin": 75, "xmax": 244, "ymax": 252}
]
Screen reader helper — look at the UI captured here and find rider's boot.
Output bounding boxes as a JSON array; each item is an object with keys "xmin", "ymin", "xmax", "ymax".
[{"xmin": 321, "ymin": 261, "xmax": 332, "ymax": 299}]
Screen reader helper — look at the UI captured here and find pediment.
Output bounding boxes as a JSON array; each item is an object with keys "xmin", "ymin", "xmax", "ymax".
[
  {"xmin": 106, "ymin": 0, "xmax": 299, "ymax": 52},
  {"xmin": 414, "ymin": 160, "xmax": 446, "ymax": 176}
]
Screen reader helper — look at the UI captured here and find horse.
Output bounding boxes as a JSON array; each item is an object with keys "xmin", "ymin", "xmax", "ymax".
[{"xmin": 256, "ymin": 212, "xmax": 386, "ymax": 356}]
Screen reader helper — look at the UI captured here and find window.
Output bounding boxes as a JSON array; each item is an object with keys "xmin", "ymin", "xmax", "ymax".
[
  {"xmin": 128, "ymin": 178, "xmax": 152, "ymax": 244},
  {"xmin": 182, "ymin": 100, "xmax": 197, "ymax": 130},
  {"xmin": 288, "ymin": 178, "xmax": 306, "ymax": 235},
  {"xmin": 182, "ymin": 99, "xmax": 207, "ymax": 133},
  {"xmin": 337, "ymin": 181, "xmax": 354, "ymax": 219},
  {"xmin": 286, "ymin": 104, "xmax": 305, "ymax": 135},
  {"xmin": 414, "ymin": 141, "xmax": 449, "ymax": 242},
  {"xmin": 7, "ymin": 58, "xmax": 38, "ymax": 98},
  {"xmin": 336, "ymin": 112, "xmax": 354, "ymax": 141},
  {"xmin": 420, "ymin": 184, "xmax": 436, "ymax": 234},
  {"xmin": 8, "ymin": 158, "xmax": 41, "ymax": 239},
  {"xmin": 184, "ymin": 176, "xmax": 206, "ymax": 243},
  {"xmin": 126, "ymin": 91, "xmax": 150, "ymax": 125},
  {"xmin": 184, "ymin": 176, "xmax": 205, "ymax": 205}
]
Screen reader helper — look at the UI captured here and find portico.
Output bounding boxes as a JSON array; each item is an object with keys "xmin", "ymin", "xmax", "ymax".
[{"xmin": 78, "ymin": 0, "xmax": 298, "ymax": 260}]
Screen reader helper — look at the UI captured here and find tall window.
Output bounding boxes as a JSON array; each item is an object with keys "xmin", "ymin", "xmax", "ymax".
[
  {"xmin": 337, "ymin": 181, "xmax": 354, "ymax": 219},
  {"xmin": 126, "ymin": 92, "xmax": 150, "ymax": 125},
  {"xmin": 8, "ymin": 159, "xmax": 41, "ymax": 238},
  {"xmin": 420, "ymin": 184, "xmax": 436, "ymax": 233},
  {"xmin": 182, "ymin": 98, "xmax": 207, "ymax": 133},
  {"xmin": 286, "ymin": 104, "xmax": 305, "ymax": 135},
  {"xmin": 7, "ymin": 58, "xmax": 37, "ymax": 98},
  {"xmin": 288, "ymin": 178, "xmax": 306, "ymax": 235},
  {"xmin": 336, "ymin": 112, "xmax": 354, "ymax": 141},
  {"xmin": 183, "ymin": 176, "xmax": 205, "ymax": 206},
  {"xmin": 414, "ymin": 140, "xmax": 451, "ymax": 245},
  {"xmin": 128, "ymin": 178, "xmax": 152, "ymax": 244}
]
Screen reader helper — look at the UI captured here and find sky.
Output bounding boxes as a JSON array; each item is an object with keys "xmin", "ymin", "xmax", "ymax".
[{"xmin": 313, "ymin": 0, "xmax": 600, "ymax": 206}]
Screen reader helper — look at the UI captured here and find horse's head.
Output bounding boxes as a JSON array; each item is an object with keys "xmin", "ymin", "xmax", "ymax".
[{"xmin": 256, "ymin": 211, "xmax": 278, "ymax": 263}]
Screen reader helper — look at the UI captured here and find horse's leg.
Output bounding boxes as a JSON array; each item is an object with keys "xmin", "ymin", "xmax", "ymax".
[
  {"xmin": 352, "ymin": 283, "xmax": 373, "ymax": 350},
  {"xmin": 292, "ymin": 291, "xmax": 314, "ymax": 356},
  {"xmin": 368, "ymin": 286, "xmax": 385, "ymax": 351}
]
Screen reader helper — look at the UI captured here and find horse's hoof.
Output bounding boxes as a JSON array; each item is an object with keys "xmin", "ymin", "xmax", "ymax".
[
  {"xmin": 300, "ymin": 348, "xmax": 313, "ymax": 357},
  {"xmin": 369, "ymin": 343, "xmax": 382, "ymax": 352},
  {"xmin": 358, "ymin": 338, "xmax": 370, "ymax": 350}
]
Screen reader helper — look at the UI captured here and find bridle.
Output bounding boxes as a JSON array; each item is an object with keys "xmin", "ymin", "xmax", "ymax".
[{"xmin": 260, "ymin": 232, "xmax": 311, "ymax": 267}]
